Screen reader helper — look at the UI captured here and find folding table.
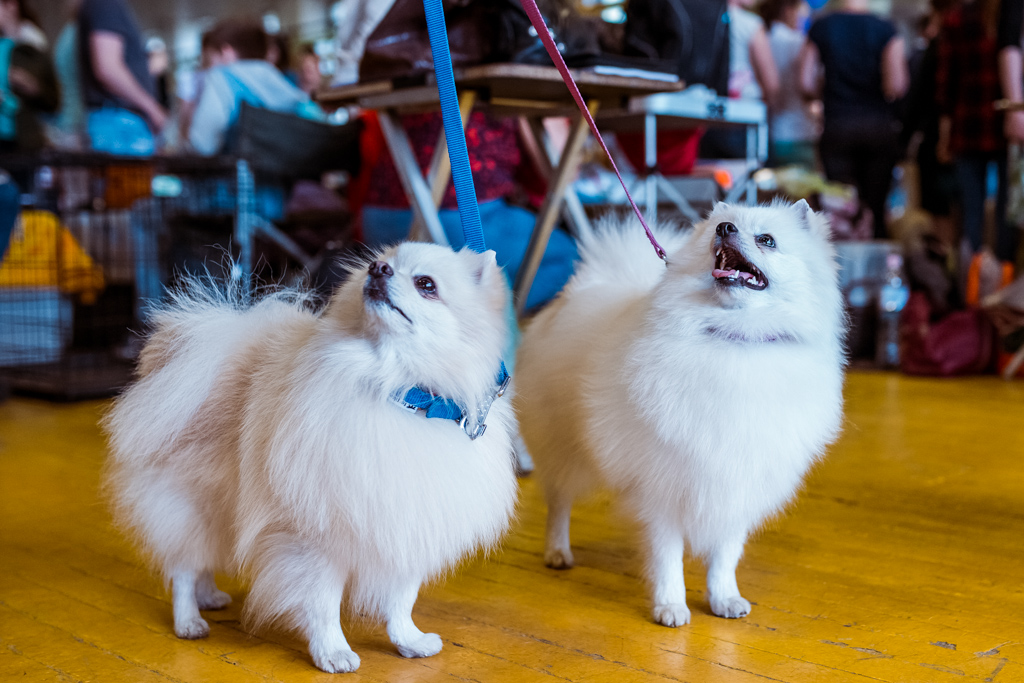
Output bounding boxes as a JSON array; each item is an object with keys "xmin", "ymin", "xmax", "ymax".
[{"xmin": 318, "ymin": 63, "xmax": 681, "ymax": 313}]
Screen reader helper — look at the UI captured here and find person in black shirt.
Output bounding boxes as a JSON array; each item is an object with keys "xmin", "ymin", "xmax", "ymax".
[
  {"xmin": 78, "ymin": 0, "xmax": 166, "ymax": 154},
  {"xmin": 798, "ymin": 0, "xmax": 909, "ymax": 239}
]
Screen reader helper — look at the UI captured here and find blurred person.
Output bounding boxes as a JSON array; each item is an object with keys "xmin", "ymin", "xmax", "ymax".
[
  {"xmin": 359, "ymin": 110, "xmax": 578, "ymax": 312},
  {"xmin": 266, "ymin": 31, "xmax": 298, "ymax": 85},
  {"xmin": 0, "ymin": 0, "xmax": 45, "ymax": 50},
  {"xmin": 146, "ymin": 36, "xmax": 172, "ymax": 111},
  {"xmin": 79, "ymin": 0, "xmax": 166, "ymax": 155},
  {"xmin": 998, "ymin": 0, "xmax": 1024, "ymax": 266},
  {"xmin": 187, "ymin": 18, "xmax": 317, "ymax": 156},
  {"xmin": 761, "ymin": 0, "xmax": 819, "ymax": 167},
  {"xmin": 0, "ymin": 0, "xmax": 58, "ymax": 152},
  {"xmin": 936, "ymin": 0, "xmax": 1016, "ymax": 271},
  {"xmin": 701, "ymin": 0, "xmax": 780, "ymax": 159},
  {"xmin": 297, "ymin": 43, "xmax": 322, "ymax": 96},
  {"xmin": 177, "ymin": 30, "xmax": 226, "ymax": 147},
  {"xmin": 799, "ymin": 0, "xmax": 908, "ymax": 239},
  {"xmin": 903, "ymin": 1, "xmax": 959, "ymax": 249},
  {"xmin": 53, "ymin": 0, "xmax": 85, "ymax": 145}
]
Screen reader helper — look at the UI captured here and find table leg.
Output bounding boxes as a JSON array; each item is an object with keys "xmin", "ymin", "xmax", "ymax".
[
  {"xmin": 644, "ymin": 112, "xmax": 657, "ymax": 221},
  {"xmin": 656, "ymin": 175, "xmax": 702, "ymax": 224},
  {"xmin": 409, "ymin": 91, "xmax": 477, "ymax": 241},
  {"xmin": 745, "ymin": 124, "xmax": 757, "ymax": 205},
  {"xmin": 514, "ymin": 101, "xmax": 599, "ymax": 315},
  {"xmin": 520, "ymin": 117, "xmax": 593, "ymax": 239},
  {"xmin": 378, "ymin": 109, "xmax": 450, "ymax": 247}
]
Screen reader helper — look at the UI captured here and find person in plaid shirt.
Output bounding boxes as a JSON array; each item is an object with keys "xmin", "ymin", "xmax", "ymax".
[{"xmin": 935, "ymin": 0, "xmax": 1014, "ymax": 265}]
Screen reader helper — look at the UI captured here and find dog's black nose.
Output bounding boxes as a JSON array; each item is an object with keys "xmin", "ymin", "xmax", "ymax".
[
  {"xmin": 368, "ymin": 261, "xmax": 394, "ymax": 279},
  {"xmin": 715, "ymin": 222, "xmax": 738, "ymax": 238}
]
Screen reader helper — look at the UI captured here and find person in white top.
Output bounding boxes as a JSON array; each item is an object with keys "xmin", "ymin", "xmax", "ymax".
[
  {"xmin": 188, "ymin": 19, "xmax": 314, "ymax": 156},
  {"xmin": 728, "ymin": 0, "xmax": 779, "ymax": 104},
  {"xmin": 761, "ymin": 0, "xmax": 819, "ymax": 167},
  {"xmin": 702, "ymin": 0, "xmax": 779, "ymax": 158}
]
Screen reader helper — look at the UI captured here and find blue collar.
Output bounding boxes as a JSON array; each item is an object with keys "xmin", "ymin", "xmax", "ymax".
[{"xmin": 392, "ymin": 362, "xmax": 510, "ymax": 440}]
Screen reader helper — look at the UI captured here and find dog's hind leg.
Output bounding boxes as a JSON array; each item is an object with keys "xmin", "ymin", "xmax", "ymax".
[
  {"xmin": 706, "ymin": 535, "xmax": 751, "ymax": 619},
  {"xmin": 172, "ymin": 570, "xmax": 210, "ymax": 638},
  {"xmin": 644, "ymin": 520, "xmax": 691, "ymax": 627},
  {"xmin": 384, "ymin": 579, "xmax": 442, "ymax": 659},
  {"xmin": 196, "ymin": 570, "xmax": 232, "ymax": 610},
  {"xmin": 543, "ymin": 481, "xmax": 576, "ymax": 569},
  {"xmin": 246, "ymin": 539, "xmax": 360, "ymax": 673},
  {"xmin": 301, "ymin": 576, "xmax": 360, "ymax": 674}
]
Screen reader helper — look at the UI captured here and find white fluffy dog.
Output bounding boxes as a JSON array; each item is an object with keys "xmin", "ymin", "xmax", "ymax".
[
  {"xmin": 104, "ymin": 243, "xmax": 518, "ymax": 673},
  {"xmin": 515, "ymin": 201, "xmax": 845, "ymax": 626}
]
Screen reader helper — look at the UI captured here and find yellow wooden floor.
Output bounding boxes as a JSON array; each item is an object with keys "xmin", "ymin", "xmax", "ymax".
[{"xmin": 1, "ymin": 372, "xmax": 1023, "ymax": 682}]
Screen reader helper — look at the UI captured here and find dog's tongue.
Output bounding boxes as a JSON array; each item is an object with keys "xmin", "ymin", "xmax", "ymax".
[{"xmin": 713, "ymin": 268, "xmax": 752, "ymax": 279}]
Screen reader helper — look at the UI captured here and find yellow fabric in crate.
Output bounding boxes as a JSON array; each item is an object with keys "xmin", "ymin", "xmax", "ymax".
[{"xmin": 0, "ymin": 210, "xmax": 105, "ymax": 303}]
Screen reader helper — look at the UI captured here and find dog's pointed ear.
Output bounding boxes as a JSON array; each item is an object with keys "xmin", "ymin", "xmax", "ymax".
[
  {"xmin": 793, "ymin": 199, "xmax": 830, "ymax": 238},
  {"xmin": 473, "ymin": 249, "xmax": 500, "ymax": 285},
  {"xmin": 708, "ymin": 200, "xmax": 728, "ymax": 219}
]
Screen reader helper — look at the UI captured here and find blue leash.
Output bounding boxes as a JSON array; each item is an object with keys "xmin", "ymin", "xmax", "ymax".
[
  {"xmin": 422, "ymin": 0, "xmax": 485, "ymax": 253},
  {"xmin": 391, "ymin": 0, "xmax": 508, "ymax": 440}
]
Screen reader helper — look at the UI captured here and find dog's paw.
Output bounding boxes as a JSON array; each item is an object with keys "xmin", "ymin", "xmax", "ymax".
[
  {"xmin": 396, "ymin": 632, "xmax": 443, "ymax": 659},
  {"xmin": 544, "ymin": 547, "xmax": 574, "ymax": 569},
  {"xmin": 313, "ymin": 648, "xmax": 361, "ymax": 673},
  {"xmin": 174, "ymin": 615, "xmax": 210, "ymax": 639},
  {"xmin": 652, "ymin": 602, "xmax": 691, "ymax": 627},
  {"xmin": 710, "ymin": 595, "xmax": 751, "ymax": 619},
  {"xmin": 197, "ymin": 588, "xmax": 232, "ymax": 611}
]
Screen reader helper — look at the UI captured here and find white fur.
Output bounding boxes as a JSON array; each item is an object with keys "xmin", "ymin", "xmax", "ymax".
[
  {"xmin": 515, "ymin": 202, "xmax": 846, "ymax": 625},
  {"xmin": 103, "ymin": 243, "xmax": 518, "ymax": 673}
]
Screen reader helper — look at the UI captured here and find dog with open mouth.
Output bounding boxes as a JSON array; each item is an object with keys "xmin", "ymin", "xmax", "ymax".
[
  {"xmin": 515, "ymin": 200, "xmax": 846, "ymax": 626},
  {"xmin": 103, "ymin": 242, "xmax": 518, "ymax": 673}
]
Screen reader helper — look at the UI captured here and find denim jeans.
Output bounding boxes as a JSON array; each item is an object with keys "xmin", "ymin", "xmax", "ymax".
[{"xmin": 955, "ymin": 151, "xmax": 1017, "ymax": 262}]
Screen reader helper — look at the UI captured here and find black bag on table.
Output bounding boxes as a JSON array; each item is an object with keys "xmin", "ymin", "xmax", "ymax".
[
  {"xmin": 229, "ymin": 103, "xmax": 362, "ymax": 180},
  {"xmin": 623, "ymin": 0, "xmax": 730, "ymax": 95}
]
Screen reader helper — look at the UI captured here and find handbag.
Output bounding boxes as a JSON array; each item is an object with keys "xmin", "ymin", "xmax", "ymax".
[
  {"xmin": 360, "ymin": 0, "xmax": 535, "ymax": 82},
  {"xmin": 622, "ymin": 0, "xmax": 730, "ymax": 95},
  {"xmin": 900, "ymin": 292, "xmax": 994, "ymax": 376}
]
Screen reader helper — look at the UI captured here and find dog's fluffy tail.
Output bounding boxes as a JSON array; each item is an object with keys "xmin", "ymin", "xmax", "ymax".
[
  {"xmin": 104, "ymin": 274, "xmax": 314, "ymax": 466},
  {"xmin": 566, "ymin": 214, "xmax": 690, "ymax": 296}
]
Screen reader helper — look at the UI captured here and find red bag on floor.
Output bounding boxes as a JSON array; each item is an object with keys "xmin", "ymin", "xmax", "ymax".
[{"xmin": 900, "ymin": 292, "xmax": 994, "ymax": 376}]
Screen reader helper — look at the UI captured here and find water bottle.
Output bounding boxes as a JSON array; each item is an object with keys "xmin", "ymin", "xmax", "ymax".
[{"xmin": 876, "ymin": 252, "xmax": 910, "ymax": 368}]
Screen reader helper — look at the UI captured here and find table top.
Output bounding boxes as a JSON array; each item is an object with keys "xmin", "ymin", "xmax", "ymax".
[
  {"xmin": 317, "ymin": 63, "xmax": 683, "ymax": 113},
  {"xmin": 597, "ymin": 91, "xmax": 768, "ymax": 132}
]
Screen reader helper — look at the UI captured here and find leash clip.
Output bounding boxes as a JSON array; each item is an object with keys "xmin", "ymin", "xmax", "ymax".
[
  {"xmin": 461, "ymin": 370, "xmax": 511, "ymax": 440},
  {"xmin": 460, "ymin": 415, "xmax": 487, "ymax": 440}
]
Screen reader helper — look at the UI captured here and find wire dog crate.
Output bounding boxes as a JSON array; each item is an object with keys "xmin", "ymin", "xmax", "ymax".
[{"xmin": 0, "ymin": 151, "xmax": 349, "ymax": 399}]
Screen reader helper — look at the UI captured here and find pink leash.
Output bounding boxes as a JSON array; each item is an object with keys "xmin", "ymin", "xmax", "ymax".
[{"xmin": 517, "ymin": 0, "xmax": 668, "ymax": 261}]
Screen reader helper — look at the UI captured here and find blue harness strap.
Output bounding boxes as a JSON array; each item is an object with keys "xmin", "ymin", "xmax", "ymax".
[{"xmin": 393, "ymin": 363, "xmax": 510, "ymax": 440}]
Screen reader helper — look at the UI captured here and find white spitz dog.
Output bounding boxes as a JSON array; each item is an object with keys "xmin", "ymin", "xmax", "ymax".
[
  {"xmin": 103, "ymin": 243, "xmax": 518, "ymax": 673},
  {"xmin": 515, "ymin": 201, "xmax": 845, "ymax": 627}
]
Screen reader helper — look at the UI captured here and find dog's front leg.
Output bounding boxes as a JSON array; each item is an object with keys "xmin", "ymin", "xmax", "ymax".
[
  {"xmin": 706, "ymin": 536, "xmax": 751, "ymax": 619},
  {"xmin": 384, "ymin": 579, "xmax": 442, "ymax": 658},
  {"xmin": 644, "ymin": 521, "xmax": 691, "ymax": 627}
]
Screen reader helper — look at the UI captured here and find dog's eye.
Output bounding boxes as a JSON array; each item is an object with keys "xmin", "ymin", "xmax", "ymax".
[
  {"xmin": 756, "ymin": 234, "xmax": 776, "ymax": 248},
  {"xmin": 414, "ymin": 276, "xmax": 438, "ymax": 299}
]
